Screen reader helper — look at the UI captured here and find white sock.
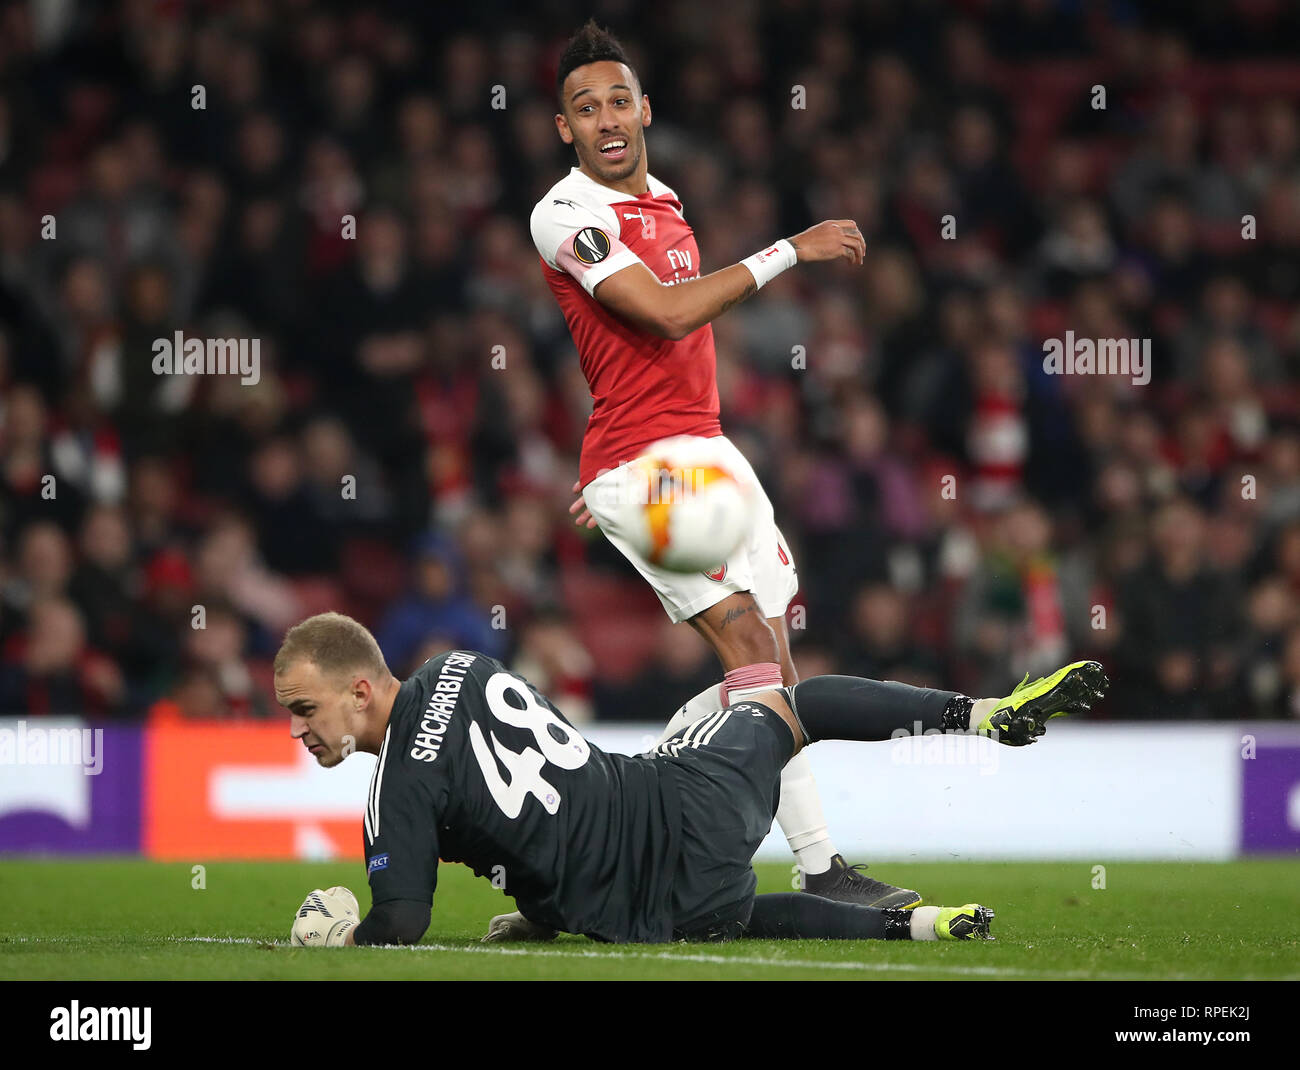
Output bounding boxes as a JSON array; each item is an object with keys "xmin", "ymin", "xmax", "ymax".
[
  {"xmin": 910, "ymin": 906, "xmax": 940, "ymax": 940},
  {"xmin": 969, "ymin": 697, "xmax": 999, "ymax": 729},
  {"xmin": 724, "ymin": 681, "xmax": 838, "ymax": 873},
  {"xmin": 657, "ymin": 683, "xmax": 839, "ymax": 875},
  {"xmin": 654, "ymin": 684, "xmax": 725, "ymax": 745},
  {"xmin": 774, "ymin": 749, "xmax": 837, "ymax": 875}
]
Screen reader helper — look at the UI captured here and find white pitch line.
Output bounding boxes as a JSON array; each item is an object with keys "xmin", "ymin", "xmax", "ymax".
[
  {"xmin": 407, "ymin": 942, "xmax": 1054, "ymax": 977},
  {"xmin": 165, "ymin": 937, "xmax": 1187, "ymax": 980},
  {"xmin": 12, "ymin": 937, "xmax": 1292, "ymax": 981},
  {"xmin": 177, "ymin": 936, "xmax": 264, "ymax": 944}
]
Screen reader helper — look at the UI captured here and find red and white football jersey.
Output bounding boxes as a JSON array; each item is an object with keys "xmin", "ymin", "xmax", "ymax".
[{"xmin": 530, "ymin": 167, "xmax": 722, "ymax": 487}]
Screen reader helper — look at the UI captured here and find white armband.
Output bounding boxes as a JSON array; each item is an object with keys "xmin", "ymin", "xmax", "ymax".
[{"xmin": 740, "ymin": 238, "xmax": 798, "ymax": 289}]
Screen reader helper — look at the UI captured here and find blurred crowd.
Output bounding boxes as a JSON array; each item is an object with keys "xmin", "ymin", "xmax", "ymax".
[{"xmin": 2, "ymin": 0, "xmax": 1300, "ymax": 723}]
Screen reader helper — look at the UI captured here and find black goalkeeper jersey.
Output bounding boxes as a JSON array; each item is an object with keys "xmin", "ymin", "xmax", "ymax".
[{"xmin": 362, "ymin": 650, "xmax": 683, "ymax": 943}]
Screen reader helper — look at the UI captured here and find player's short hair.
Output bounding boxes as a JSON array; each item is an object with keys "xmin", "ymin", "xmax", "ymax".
[
  {"xmin": 555, "ymin": 18, "xmax": 639, "ymax": 106},
  {"xmin": 274, "ymin": 611, "xmax": 390, "ymax": 686}
]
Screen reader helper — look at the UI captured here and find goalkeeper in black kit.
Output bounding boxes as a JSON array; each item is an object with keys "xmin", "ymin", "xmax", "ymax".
[{"xmin": 276, "ymin": 613, "xmax": 1107, "ymax": 947}]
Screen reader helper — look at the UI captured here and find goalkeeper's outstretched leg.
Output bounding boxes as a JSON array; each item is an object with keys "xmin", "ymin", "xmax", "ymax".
[
  {"xmin": 743, "ymin": 894, "xmax": 994, "ymax": 941},
  {"xmin": 482, "ymin": 896, "xmax": 995, "ymax": 943},
  {"xmin": 480, "ymin": 662, "xmax": 1106, "ymax": 944},
  {"xmin": 767, "ymin": 659, "xmax": 1110, "ymax": 756}
]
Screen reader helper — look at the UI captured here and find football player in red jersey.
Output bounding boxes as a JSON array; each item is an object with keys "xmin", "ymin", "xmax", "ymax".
[{"xmin": 520, "ymin": 20, "xmax": 915, "ymax": 933}]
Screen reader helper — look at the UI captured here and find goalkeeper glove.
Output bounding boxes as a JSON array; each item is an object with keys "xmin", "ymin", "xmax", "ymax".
[{"xmin": 290, "ymin": 886, "xmax": 359, "ymax": 947}]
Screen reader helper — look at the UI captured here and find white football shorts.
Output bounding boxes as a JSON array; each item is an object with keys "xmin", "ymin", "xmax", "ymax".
[{"xmin": 581, "ymin": 434, "xmax": 799, "ymax": 624}]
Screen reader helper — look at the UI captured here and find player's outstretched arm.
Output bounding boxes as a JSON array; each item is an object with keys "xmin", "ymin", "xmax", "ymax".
[{"xmin": 593, "ymin": 219, "xmax": 865, "ymax": 341}]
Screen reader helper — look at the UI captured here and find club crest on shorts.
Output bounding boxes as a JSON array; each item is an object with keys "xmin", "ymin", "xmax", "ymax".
[
  {"xmin": 703, "ymin": 563, "xmax": 727, "ymax": 581},
  {"xmin": 572, "ymin": 227, "xmax": 611, "ymax": 264}
]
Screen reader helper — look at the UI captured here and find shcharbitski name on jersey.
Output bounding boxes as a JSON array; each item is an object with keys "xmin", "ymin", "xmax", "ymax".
[
  {"xmin": 410, "ymin": 651, "xmax": 477, "ymax": 762},
  {"xmin": 363, "ymin": 651, "xmax": 682, "ymax": 942}
]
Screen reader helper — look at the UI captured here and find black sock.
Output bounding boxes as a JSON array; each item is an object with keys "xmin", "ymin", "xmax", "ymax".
[
  {"xmin": 787, "ymin": 675, "xmax": 967, "ymax": 744},
  {"xmin": 745, "ymin": 893, "xmax": 911, "ymax": 940}
]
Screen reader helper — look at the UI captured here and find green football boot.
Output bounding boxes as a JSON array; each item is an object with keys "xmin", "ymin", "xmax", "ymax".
[
  {"xmin": 978, "ymin": 660, "xmax": 1110, "ymax": 746},
  {"xmin": 935, "ymin": 904, "xmax": 995, "ymax": 940}
]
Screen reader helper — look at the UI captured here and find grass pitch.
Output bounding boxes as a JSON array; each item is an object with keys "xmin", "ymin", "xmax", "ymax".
[{"xmin": 1, "ymin": 859, "xmax": 1296, "ymax": 981}]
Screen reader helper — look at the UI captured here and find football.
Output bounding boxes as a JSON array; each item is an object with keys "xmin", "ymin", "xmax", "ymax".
[{"xmin": 621, "ymin": 436, "xmax": 756, "ymax": 572}]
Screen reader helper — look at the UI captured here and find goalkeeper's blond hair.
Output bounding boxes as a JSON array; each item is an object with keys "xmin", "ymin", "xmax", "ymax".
[{"xmin": 274, "ymin": 612, "xmax": 391, "ymax": 684}]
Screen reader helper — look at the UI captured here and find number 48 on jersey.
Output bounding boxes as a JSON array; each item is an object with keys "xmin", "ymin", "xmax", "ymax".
[{"xmin": 468, "ymin": 672, "xmax": 591, "ymax": 819}]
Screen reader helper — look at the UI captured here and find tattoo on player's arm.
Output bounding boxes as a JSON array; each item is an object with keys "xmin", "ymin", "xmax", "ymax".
[
  {"xmin": 720, "ymin": 605, "xmax": 756, "ymax": 629},
  {"xmin": 718, "ymin": 279, "xmax": 757, "ymax": 316}
]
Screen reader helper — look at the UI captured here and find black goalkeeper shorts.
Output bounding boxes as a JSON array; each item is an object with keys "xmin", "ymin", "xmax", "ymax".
[{"xmin": 649, "ymin": 698, "xmax": 796, "ymax": 941}]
